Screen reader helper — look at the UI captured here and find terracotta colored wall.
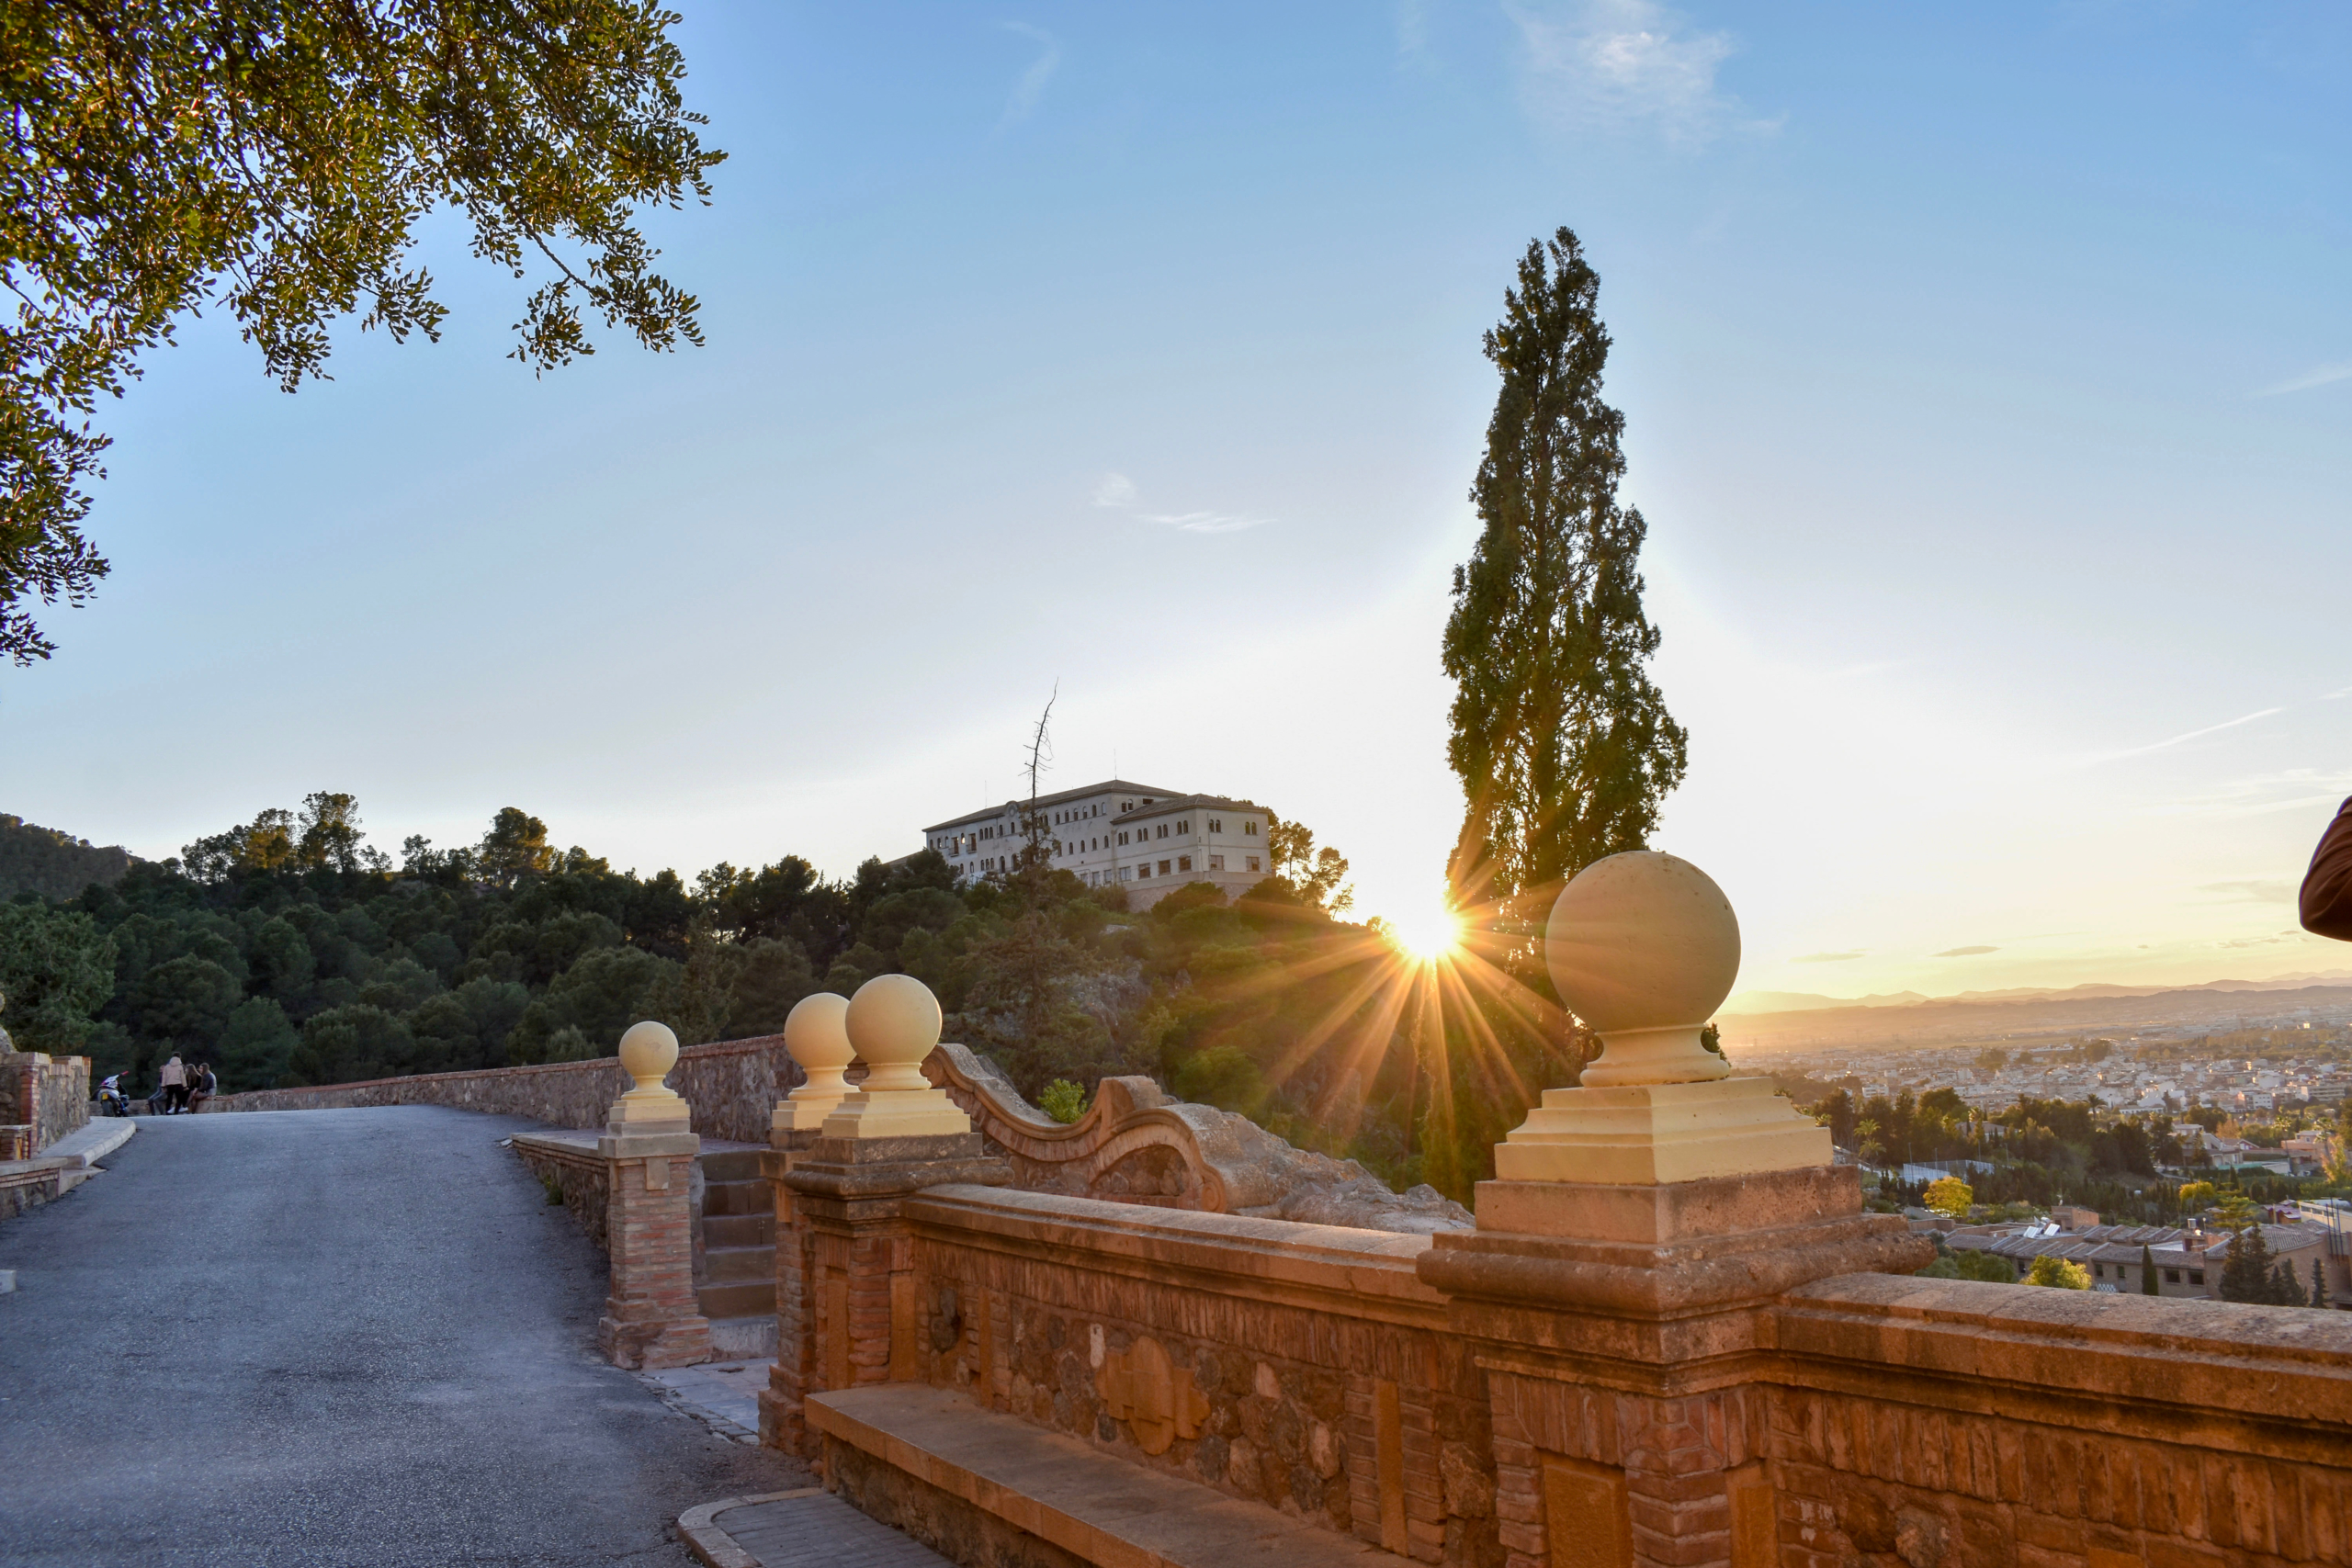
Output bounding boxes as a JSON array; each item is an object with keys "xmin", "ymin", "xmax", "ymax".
[
  {"xmin": 0, "ymin": 1053, "xmax": 89, "ymax": 1156},
  {"xmin": 881, "ymin": 1185, "xmax": 2352, "ymax": 1568},
  {"xmin": 899, "ymin": 1185, "xmax": 1494, "ymax": 1566},
  {"xmin": 202, "ymin": 1035, "xmax": 801, "ymax": 1144}
]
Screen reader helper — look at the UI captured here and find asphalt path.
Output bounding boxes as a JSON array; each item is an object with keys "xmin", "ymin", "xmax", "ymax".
[{"xmin": 0, "ymin": 1107, "xmax": 794, "ymax": 1567}]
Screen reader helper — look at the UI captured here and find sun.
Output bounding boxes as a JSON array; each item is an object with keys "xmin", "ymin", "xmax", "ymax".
[{"xmin": 1384, "ymin": 904, "xmax": 1464, "ymax": 965}]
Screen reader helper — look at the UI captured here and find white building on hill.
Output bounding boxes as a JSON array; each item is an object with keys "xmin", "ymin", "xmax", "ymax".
[{"xmin": 921, "ymin": 779, "xmax": 1272, "ymax": 908}]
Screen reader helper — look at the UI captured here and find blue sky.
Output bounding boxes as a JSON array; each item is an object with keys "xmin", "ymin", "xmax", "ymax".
[{"xmin": 4, "ymin": 2, "xmax": 2348, "ymax": 1001}]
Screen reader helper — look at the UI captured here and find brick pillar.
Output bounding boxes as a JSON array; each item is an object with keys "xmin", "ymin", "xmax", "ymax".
[
  {"xmin": 595, "ymin": 1128, "xmax": 713, "ymax": 1370},
  {"xmin": 759, "ymin": 1127, "xmax": 821, "ymax": 1454},
  {"xmin": 768, "ymin": 1131, "xmax": 1010, "ymax": 1458},
  {"xmin": 594, "ymin": 1021, "xmax": 711, "ymax": 1371}
]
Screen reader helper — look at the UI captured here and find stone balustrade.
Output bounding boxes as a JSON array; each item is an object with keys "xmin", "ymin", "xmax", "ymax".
[{"xmin": 753, "ymin": 857, "xmax": 2352, "ymax": 1568}]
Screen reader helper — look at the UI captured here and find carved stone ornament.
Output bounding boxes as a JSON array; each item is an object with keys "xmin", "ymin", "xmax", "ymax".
[
  {"xmin": 1094, "ymin": 1336, "xmax": 1208, "ymax": 1456},
  {"xmin": 924, "ymin": 1044, "xmax": 1472, "ymax": 1234}
]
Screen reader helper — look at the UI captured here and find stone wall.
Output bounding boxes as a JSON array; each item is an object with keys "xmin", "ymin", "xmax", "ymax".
[
  {"xmin": 841, "ymin": 1181, "xmax": 2352, "ymax": 1568},
  {"xmin": 203, "ymin": 1034, "xmax": 800, "ymax": 1144},
  {"xmin": 899, "ymin": 1184, "xmax": 1487, "ymax": 1563},
  {"xmin": 510, "ymin": 1134, "xmax": 614, "ymax": 1255},
  {"xmin": 0, "ymin": 1052, "xmax": 88, "ymax": 1156}
]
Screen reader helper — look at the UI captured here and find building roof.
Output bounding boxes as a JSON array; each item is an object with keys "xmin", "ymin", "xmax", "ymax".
[
  {"xmin": 1113, "ymin": 793, "xmax": 1266, "ymax": 826},
  {"xmin": 1946, "ymin": 1221, "xmax": 2326, "ymax": 1267},
  {"xmin": 923, "ymin": 780, "xmax": 1183, "ymax": 834}
]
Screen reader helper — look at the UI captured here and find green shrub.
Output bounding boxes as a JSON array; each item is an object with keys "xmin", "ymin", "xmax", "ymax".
[{"xmin": 1037, "ymin": 1079, "xmax": 1088, "ymax": 1124}]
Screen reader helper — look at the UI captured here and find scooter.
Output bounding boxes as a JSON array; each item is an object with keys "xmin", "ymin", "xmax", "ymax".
[{"xmin": 97, "ymin": 1080, "xmax": 130, "ymax": 1117}]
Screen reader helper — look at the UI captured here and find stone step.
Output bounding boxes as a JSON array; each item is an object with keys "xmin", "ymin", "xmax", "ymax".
[
  {"xmin": 703, "ymin": 1178, "xmax": 768, "ymax": 1217},
  {"xmin": 706, "ymin": 1314, "xmax": 778, "ymax": 1359},
  {"xmin": 704, "ymin": 1212, "xmax": 774, "ymax": 1248},
  {"xmin": 705, "ymin": 1245, "xmax": 773, "ymax": 1283},
  {"xmin": 698, "ymin": 1279, "xmax": 775, "ymax": 1319},
  {"xmin": 808, "ymin": 1383, "xmax": 1415, "ymax": 1568},
  {"xmin": 699, "ymin": 1148, "xmax": 764, "ymax": 1184}
]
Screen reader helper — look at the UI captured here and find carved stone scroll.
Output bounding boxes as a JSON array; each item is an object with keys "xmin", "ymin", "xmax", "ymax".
[{"xmin": 922, "ymin": 1044, "xmax": 1472, "ymax": 1235}]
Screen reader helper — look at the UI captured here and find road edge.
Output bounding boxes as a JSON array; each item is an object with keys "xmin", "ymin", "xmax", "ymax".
[{"xmin": 678, "ymin": 1487, "xmax": 824, "ymax": 1568}]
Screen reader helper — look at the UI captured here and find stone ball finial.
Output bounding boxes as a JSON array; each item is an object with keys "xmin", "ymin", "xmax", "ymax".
[
  {"xmin": 617, "ymin": 1020, "xmax": 681, "ymax": 1094},
  {"xmin": 846, "ymin": 974, "xmax": 943, "ymax": 1094},
  {"xmin": 784, "ymin": 992, "xmax": 854, "ymax": 1094},
  {"xmin": 1546, "ymin": 851, "xmax": 1738, "ymax": 1087}
]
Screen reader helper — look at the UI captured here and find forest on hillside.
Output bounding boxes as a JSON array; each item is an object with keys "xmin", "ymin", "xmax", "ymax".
[{"xmin": 0, "ymin": 794, "xmax": 1461, "ymax": 1192}]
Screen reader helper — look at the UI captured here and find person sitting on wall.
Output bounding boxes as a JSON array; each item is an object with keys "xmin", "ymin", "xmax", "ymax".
[
  {"xmin": 2301, "ymin": 797, "xmax": 2352, "ymax": 940},
  {"xmin": 158, "ymin": 1055, "xmax": 187, "ymax": 1114},
  {"xmin": 187, "ymin": 1063, "xmax": 217, "ymax": 1114}
]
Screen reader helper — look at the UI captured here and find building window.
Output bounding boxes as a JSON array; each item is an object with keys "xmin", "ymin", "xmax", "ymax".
[
  {"xmin": 1246, "ymin": 855, "xmax": 1261, "ymax": 872},
  {"xmin": 1178, "ymin": 855, "xmax": 1193, "ymax": 873},
  {"xmin": 1208, "ymin": 818, "xmax": 1222, "ymax": 832},
  {"xmin": 2189, "ymin": 1270, "xmax": 2204, "ymax": 1286},
  {"xmin": 1209, "ymin": 854, "xmax": 1225, "ymax": 871},
  {"xmin": 1157, "ymin": 824, "xmax": 1168, "ymax": 839},
  {"xmin": 1244, "ymin": 820, "xmax": 1257, "ymax": 835},
  {"xmin": 2164, "ymin": 1269, "xmax": 2180, "ymax": 1283},
  {"xmin": 1158, "ymin": 860, "xmax": 1171, "ymax": 876},
  {"xmin": 1179, "ymin": 819, "xmax": 1190, "ymax": 833}
]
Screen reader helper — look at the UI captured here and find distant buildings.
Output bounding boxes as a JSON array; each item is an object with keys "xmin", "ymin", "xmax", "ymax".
[
  {"xmin": 921, "ymin": 779, "xmax": 1272, "ymax": 909},
  {"xmin": 1941, "ymin": 1213, "xmax": 2346, "ymax": 1303}
]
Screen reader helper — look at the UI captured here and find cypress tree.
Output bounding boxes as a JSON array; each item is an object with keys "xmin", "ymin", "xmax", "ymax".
[
  {"xmin": 2314, "ymin": 1258, "xmax": 2330, "ymax": 1309},
  {"xmin": 1424, "ymin": 227, "xmax": 1690, "ymax": 1202},
  {"xmin": 2272, "ymin": 1259, "xmax": 2308, "ymax": 1308},
  {"xmin": 2141, "ymin": 1244, "xmax": 2160, "ymax": 1295},
  {"xmin": 1442, "ymin": 226, "xmax": 1688, "ymax": 923}
]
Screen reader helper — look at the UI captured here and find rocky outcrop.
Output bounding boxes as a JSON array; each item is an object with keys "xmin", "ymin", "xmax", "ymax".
[{"xmin": 923, "ymin": 1044, "xmax": 1471, "ymax": 1235}]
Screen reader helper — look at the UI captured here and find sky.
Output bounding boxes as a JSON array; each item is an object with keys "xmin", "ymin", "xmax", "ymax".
[{"xmin": 3, "ymin": 1, "xmax": 2348, "ymax": 1005}]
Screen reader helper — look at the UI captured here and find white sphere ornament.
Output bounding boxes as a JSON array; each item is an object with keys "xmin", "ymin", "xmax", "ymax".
[
  {"xmin": 845, "ymin": 974, "xmax": 943, "ymax": 1093},
  {"xmin": 1545, "ymin": 851, "xmax": 1738, "ymax": 1087},
  {"xmin": 784, "ymin": 992, "xmax": 854, "ymax": 1094},
  {"xmin": 617, "ymin": 1020, "xmax": 682, "ymax": 1094}
]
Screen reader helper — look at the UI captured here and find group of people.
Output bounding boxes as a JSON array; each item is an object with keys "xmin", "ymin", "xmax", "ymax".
[{"xmin": 149, "ymin": 1055, "xmax": 216, "ymax": 1115}]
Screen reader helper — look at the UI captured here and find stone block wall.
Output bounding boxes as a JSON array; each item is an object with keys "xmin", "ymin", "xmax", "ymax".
[
  {"xmin": 784, "ymin": 1179, "xmax": 2352, "ymax": 1568},
  {"xmin": 204, "ymin": 1034, "xmax": 800, "ymax": 1144},
  {"xmin": 511, "ymin": 1135, "xmax": 614, "ymax": 1254},
  {"xmin": 0, "ymin": 1052, "xmax": 88, "ymax": 1156},
  {"xmin": 896, "ymin": 1185, "xmax": 1496, "ymax": 1565}
]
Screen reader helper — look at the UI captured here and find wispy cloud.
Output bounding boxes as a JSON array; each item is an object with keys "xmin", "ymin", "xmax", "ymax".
[
  {"xmin": 2256, "ymin": 361, "xmax": 2352, "ymax": 398},
  {"xmin": 1933, "ymin": 945, "xmax": 1998, "ymax": 958},
  {"xmin": 999, "ymin": 22, "xmax": 1061, "ymax": 126},
  {"xmin": 1091, "ymin": 471, "xmax": 1273, "ymax": 534},
  {"xmin": 1792, "ymin": 950, "xmax": 1865, "ymax": 964},
  {"xmin": 1505, "ymin": 0, "xmax": 1769, "ymax": 146},
  {"xmin": 2219, "ymin": 931, "xmax": 2304, "ymax": 949},
  {"xmin": 2097, "ymin": 705, "xmax": 2283, "ymax": 763}
]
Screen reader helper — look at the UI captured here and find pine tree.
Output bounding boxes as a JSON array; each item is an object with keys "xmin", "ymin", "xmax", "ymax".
[
  {"xmin": 2314, "ymin": 1258, "xmax": 2331, "ymax": 1310},
  {"xmin": 2141, "ymin": 1244, "xmax": 2160, "ymax": 1295},
  {"xmin": 1442, "ymin": 226, "xmax": 1687, "ymax": 924},
  {"xmin": 2218, "ymin": 1222, "xmax": 2275, "ymax": 1303}
]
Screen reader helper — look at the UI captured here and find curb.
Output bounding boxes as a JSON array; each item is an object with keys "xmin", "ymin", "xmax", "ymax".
[{"xmin": 678, "ymin": 1487, "xmax": 823, "ymax": 1568}]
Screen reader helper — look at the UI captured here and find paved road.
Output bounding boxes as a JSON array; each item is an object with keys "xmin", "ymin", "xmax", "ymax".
[{"xmin": 0, "ymin": 1107, "xmax": 798, "ymax": 1567}]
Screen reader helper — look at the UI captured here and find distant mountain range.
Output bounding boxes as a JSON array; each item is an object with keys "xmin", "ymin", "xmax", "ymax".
[
  {"xmin": 1725, "ymin": 971, "xmax": 2352, "ymax": 1016},
  {"xmin": 1718, "ymin": 974, "xmax": 2352, "ymax": 1052}
]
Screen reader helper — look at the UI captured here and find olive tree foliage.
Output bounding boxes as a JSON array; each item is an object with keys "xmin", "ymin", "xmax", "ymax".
[
  {"xmin": 0, "ymin": 0, "xmax": 724, "ymax": 660},
  {"xmin": 1442, "ymin": 226, "xmax": 1686, "ymax": 928}
]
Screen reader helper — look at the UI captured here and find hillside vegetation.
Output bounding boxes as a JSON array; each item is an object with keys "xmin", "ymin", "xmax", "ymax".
[
  {"xmin": 0, "ymin": 814, "xmax": 133, "ymax": 901},
  {"xmin": 1, "ymin": 794, "xmax": 1447, "ymax": 1192}
]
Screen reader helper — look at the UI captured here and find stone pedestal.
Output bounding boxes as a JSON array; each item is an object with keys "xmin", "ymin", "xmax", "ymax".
[
  {"xmin": 595, "ymin": 1125, "xmax": 713, "ymax": 1369},
  {"xmin": 591, "ymin": 1021, "xmax": 711, "ymax": 1371},
  {"xmin": 760, "ymin": 1124, "xmax": 825, "ymax": 1453},
  {"xmin": 1419, "ymin": 852, "xmax": 1932, "ymax": 1568},
  {"xmin": 770, "ymin": 1132, "xmax": 1011, "ymax": 1457}
]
